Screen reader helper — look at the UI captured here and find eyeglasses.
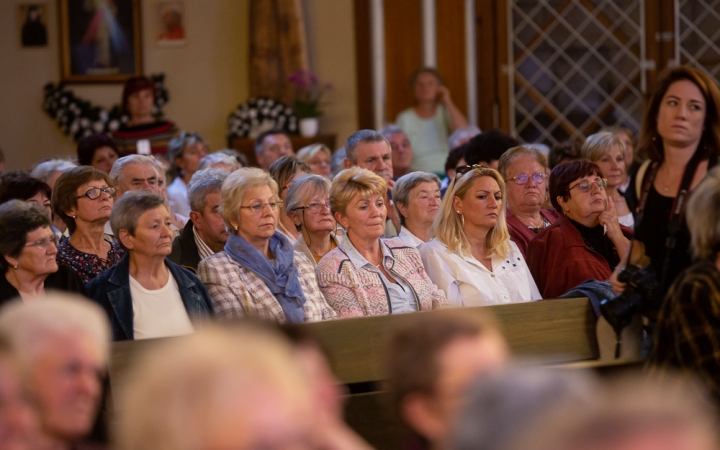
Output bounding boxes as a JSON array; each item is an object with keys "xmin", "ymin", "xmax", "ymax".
[
  {"xmin": 294, "ymin": 201, "xmax": 331, "ymax": 214},
  {"xmin": 455, "ymin": 164, "xmax": 491, "ymax": 179},
  {"xmin": 507, "ymin": 173, "xmax": 547, "ymax": 185},
  {"xmin": 568, "ymin": 177, "xmax": 607, "ymax": 193},
  {"xmin": 25, "ymin": 235, "xmax": 59, "ymax": 249},
  {"xmin": 76, "ymin": 186, "xmax": 117, "ymax": 200},
  {"xmin": 239, "ymin": 200, "xmax": 282, "ymax": 214}
]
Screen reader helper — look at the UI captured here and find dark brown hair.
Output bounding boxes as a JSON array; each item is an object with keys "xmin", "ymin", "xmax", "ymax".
[
  {"xmin": 77, "ymin": 134, "xmax": 120, "ymax": 167},
  {"xmin": 549, "ymin": 159, "xmax": 603, "ymax": 213},
  {"xmin": 52, "ymin": 166, "xmax": 114, "ymax": 234},
  {"xmin": 638, "ymin": 66, "xmax": 720, "ymax": 163},
  {"xmin": 122, "ymin": 76, "xmax": 155, "ymax": 113}
]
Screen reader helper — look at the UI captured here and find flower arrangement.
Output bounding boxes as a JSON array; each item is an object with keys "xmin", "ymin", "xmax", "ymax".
[
  {"xmin": 43, "ymin": 74, "xmax": 169, "ymax": 142},
  {"xmin": 227, "ymin": 97, "xmax": 298, "ymax": 139},
  {"xmin": 288, "ymin": 70, "xmax": 332, "ymax": 119}
]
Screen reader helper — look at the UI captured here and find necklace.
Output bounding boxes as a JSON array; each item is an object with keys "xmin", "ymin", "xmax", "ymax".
[{"xmin": 659, "ymin": 165, "xmax": 683, "ymax": 192}]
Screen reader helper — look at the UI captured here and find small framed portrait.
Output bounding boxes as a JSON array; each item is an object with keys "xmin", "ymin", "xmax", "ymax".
[
  {"xmin": 18, "ymin": 3, "xmax": 48, "ymax": 48},
  {"xmin": 59, "ymin": 0, "xmax": 143, "ymax": 83},
  {"xmin": 156, "ymin": 1, "xmax": 186, "ymax": 46}
]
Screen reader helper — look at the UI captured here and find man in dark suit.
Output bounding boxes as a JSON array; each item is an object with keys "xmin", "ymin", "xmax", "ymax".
[{"xmin": 169, "ymin": 168, "xmax": 230, "ymax": 271}]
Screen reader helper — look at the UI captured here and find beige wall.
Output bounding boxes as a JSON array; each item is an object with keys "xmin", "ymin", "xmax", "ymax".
[
  {"xmin": 0, "ymin": 0, "xmax": 250, "ymax": 171},
  {"xmin": 0, "ymin": 0, "xmax": 357, "ymax": 171}
]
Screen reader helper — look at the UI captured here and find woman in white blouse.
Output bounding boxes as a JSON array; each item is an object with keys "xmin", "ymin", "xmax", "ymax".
[
  {"xmin": 420, "ymin": 165, "xmax": 541, "ymax": 306},
  {"xmin": 393, "ymin": 171, "xmax": 442, "ymax": 248}
]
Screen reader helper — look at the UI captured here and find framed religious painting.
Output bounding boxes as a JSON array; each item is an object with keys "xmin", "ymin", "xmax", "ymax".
[{"xmin": 59, "ymin": 0, "xmax": 143, "ymax": 83}]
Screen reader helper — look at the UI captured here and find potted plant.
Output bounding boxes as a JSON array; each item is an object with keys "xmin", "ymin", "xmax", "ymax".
[{"xmin": 289, "ymin": 70, "xmax": 332, "ymax": 137}]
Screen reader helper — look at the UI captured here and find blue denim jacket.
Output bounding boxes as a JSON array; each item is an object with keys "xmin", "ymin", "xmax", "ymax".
[{"xmin": 87, "ymin": 254, "xmax": 214, "ymax": 341}]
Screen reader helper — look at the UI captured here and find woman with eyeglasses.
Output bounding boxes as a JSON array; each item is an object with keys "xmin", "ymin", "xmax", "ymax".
[
  {"xmin": 52, "ymin": 166, "xmax": 124, "ymax": 284},
  {"xmin": 296, "ymin": 144, "xmax": 332, "ymax": 179},
  {"xmin": 198, "ymin": 168, "xmax": 336, "ymax": 323},
  {"xmin": 581, "ymin": 131, "xmax": 634, "ymax": 228},
  {"xmin": 269, "ymin": 156, "xmax": 313, "ymax": 244},
  {"xmin": 316, "ymin": 167, "xmax": 447, "ymax": 317},
  {"xmin": 421, "ymin": 165, "xmax": 541, "ymax": 307},
  {"xmin": 286, "ymin": 174, "xmax": 341, "ymax": 267},
  {"xmin": 527, "ymin": 160, "xmax": 632, "ymax": 299},
  {"xmin": 0, "ymin": 200, "xmax": 86, "ymax": 305},
  {"xmin": 498, "ymin": 146, "xmax": 560, "ymax": 258}
]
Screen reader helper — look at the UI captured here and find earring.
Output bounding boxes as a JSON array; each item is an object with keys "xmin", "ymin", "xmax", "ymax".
[
  {"xmin": 12, "ymin": 264, "xmax": 17, "ymax": 269},
  {"xmin": 233, "ymin": 224, "xmax": 238, "ymax": 231}
]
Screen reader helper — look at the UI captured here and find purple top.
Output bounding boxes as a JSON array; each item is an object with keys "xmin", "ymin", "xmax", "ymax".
[{"xmin": 56, "ymin": 239, "xmax": 125, "ymax": 285}]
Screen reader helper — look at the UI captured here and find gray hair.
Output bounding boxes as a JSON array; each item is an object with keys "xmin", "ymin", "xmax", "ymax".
[
  {"xmin": 296, "ymin": 144, "xmax": 331, "ymax": 166},
  {"xmin": 217, "ymin": 149, "xmax": 248, "ymax": 168},
  {"xmin": 110, "ymin": 191, "xmax": 167, "ymax": 250},
  {"xmin": 448, "ymin": 125, "xmax": 481, "ymax": 150},
  {"xmin": 687, "ymin": 166, "xmax": 720, "ymax": 259},
  {"xmin": 30, "ymin": 159, "xmax": 77, "ymax": 183},
  {"xmin": 393, "ymin": 172, "xmax": 441, "ymax": 225},
  {"xmin": 198, "ymin": 153, "xmax": 241, "ymax": 172},
  {"xmin": 286, "ymin": 174, "xmax": 331, "ymax": 216},
  {"xmin": 330, "ymin": 147, "xmax": 347, "ymax": 179},
  {"xmin": 497, "ymin": 146, "xmax": 548, "ymax": 179},
  {"xmin": 345, "ymin": 130, "xmax": 390, "ymax": 164},
  {"xmin": 0, "ymin": 293, "xmax": 110, "ymax": 367},
  {"xmin": 110, "ymin": 154, "xmax": 158, "ymax": 187},
  {"xmin": 187, "ymin": 168, "xmax": 231, "ymax": 213},
  {"xmin": 581, "ymin": 131, "xmax": 626, "ymax": 163},
  {"xmin": 378, "ymin": 124, "xmax": 406, "ymax": 141}
]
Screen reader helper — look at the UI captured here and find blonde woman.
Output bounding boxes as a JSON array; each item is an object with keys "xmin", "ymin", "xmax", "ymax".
[
  {"xmin": 316, "ymin": 167, "xmax": 447, "ymax": 318},
  {"xmin": 581, "ymin": 131, "xmax": 634, "ymax": 228},
  {"xmin": 198, "ymin": 168, "xmax": 336, "ymax": 323},
  {"xmin": 420, "ymin": 165, "xmax": 541, "ymax": 307},
  {"xmin": 296, "ymin": 143, "xmax": 332, "ymax": 179}
]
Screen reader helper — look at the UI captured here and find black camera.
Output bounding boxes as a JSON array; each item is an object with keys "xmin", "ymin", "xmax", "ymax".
[{"xmin": 600, "ymin": 264, "xmax": 661, "ymax": 333}]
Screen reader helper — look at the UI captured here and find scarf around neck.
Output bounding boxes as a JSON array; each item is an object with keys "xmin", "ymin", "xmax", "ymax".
[{"xmin": 224, "ymin": 232, "xmax": 307, "ymax": 323}]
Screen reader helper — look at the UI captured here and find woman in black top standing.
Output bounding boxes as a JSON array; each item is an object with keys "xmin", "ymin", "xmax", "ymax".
[{"xmin": 613, "ymin": 66, "xmax": 720, "ymax": 299}]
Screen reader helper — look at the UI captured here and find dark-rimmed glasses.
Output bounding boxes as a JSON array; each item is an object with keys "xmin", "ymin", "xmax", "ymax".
[
  {"xmin": 293, "ymin": 201, "xmax": 331, "ymax": 214},
  {"xmin": 76, "ymin": 186, "xmax": 117, "ymax": 200},
  {"xmin": 507, "ymin": 173, "xmax": 547, "ymax": 185},
  {"xmin": 568, "ymin": 177, "xmax": 607, "ymax": 193}
]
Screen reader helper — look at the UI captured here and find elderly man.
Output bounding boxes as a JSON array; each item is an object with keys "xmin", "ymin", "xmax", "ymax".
[
  {"xmin": 169, "ymin": 168, "xmax": 230, "ymax": 271},
  {"xmin": 0, "ymin": 294, "xmax": 110, "ymax": 450},
  {"xmin": 254, "ymin": 129, "xmax": 294, "ymax": 171},
  {"xmin": 380, "ymin": 125, "xmax": 414, "ymax": 179},
  {"xmin": 343, "ymin": 129, "xmax": 400, "ymax": 236}
]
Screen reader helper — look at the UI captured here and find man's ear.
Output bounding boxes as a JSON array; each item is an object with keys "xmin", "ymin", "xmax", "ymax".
[
  {"xmin": 118, "ymin": 230, "xmax": 135, "ymax": 251},
  {"xmin": 189, "ymin": 211, "xmax": 202, "ymax": 229},
  {"xmin": 343, "ymin": 158, "xmax": 353, "ymax": 169},
  {"xmin": 400, "ymin": 393, "xmax": 446, "ymax": 443}
]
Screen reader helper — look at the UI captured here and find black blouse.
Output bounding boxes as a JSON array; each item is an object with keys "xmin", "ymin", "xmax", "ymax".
[{"xmin": 568, "ymin": 218, "xmax": 620, "ymax": 269}]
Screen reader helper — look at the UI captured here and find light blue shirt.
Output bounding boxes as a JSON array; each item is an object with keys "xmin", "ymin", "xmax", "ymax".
[{"xmin": 340, "ymin": 238, "xmax": 418, "ymax": 314}]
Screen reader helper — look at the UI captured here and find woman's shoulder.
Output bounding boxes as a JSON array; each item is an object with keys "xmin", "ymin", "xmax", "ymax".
[
  {"xmin": 315, "ymin": 247, "xmax": 347, "ymax": 270},
  {"xmin": 420, "ymin": 238, "xmax": 449, "ymax": 255},
  {"xmin": 198, "ymin": 251, "xmax": 235, "ymax": 271}
]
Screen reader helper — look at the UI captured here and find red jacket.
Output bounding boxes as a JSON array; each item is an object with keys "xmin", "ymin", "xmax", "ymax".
[
  {"xmin": 526, "ymin": 216, "xmax": 633, "ymax": 299},
  {"xmin": 506, "ymin": 208, "xmax": 560, "ymax": 258}
]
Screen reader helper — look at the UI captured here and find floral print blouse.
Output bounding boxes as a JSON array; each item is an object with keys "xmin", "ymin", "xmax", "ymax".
[{"xmin": 56, "ymin": 239, "xmax": 125, "ymax": 285}]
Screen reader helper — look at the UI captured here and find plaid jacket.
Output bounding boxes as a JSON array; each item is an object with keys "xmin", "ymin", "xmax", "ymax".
[
  {"xmin": 650, "ymin": 260, "xmax": 720, "ymax": 401},
  {"xmin": 316, "ymin": 238, "xmax": 449, "ymax": 318},
  {"xmin": 197, "ymin": 251, "xmax": 337, "ymax": 323}
]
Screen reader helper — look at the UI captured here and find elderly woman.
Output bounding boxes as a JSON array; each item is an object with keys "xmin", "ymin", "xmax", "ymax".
[
  {"xmin": 0, "ymin": 201, "xmax": 85, "ymax": 304},
  {"xmin": 296, "ymin": 144, "xmax": 332, "ymax": 179},
  {"xmin": 77, "ymin": 133, "xmax": 121, "ymax": 174},
  {"xmin": 167, "ymin": 132, "xmax": 208, "ymax": 221},
  {"xmin": 197, "ymin": 152, "xmax": 242, "ymax": 172},
  {"xmin": 421, "ymin": 166, "xmax": 540, "ymax": 307},
  {"xmin": 30, "ymin": 159, "xmax": 77, "ymax": 236},
  {"xmin": 650, "ymin": 167, "xmax": 720, "ymax": 399},
  {"xmin": 198, "ymin": 168, "xmax": 336, "ymax": 323},
  {"xmin": 269, "ymin": 156, "xmax": 312, "ymax": 244},
  {"xmin": 527, "ymin": 160, "xmax": 632, "ymax": 299},
  {"xmin": 52, "ymin": 167, "xmax": 124, "ymax": 284},
  {"xmin": 498, "ymin": 146, "xmax": 560, "ymax": 258},
  {"xmin": 286, "ymin": 174, "xmax": 341, "ymax": 266},
  {"xmin": 393, "ymin": 172, "xmax": 441, "ymax": 247},
  {"xmin": 316, "ymin": 167, "xmax": 447, "ymax": 317},
  {"xmin": 0, "ymin": 176, "xmax": 52, "ymax": 216},
  {"xmin": 86, "ymin": 192, "xmax": 213, "ymax": 341},
  {"xmin": 581, "ymin": 131, "xmax": 634, "ymax": 228}
]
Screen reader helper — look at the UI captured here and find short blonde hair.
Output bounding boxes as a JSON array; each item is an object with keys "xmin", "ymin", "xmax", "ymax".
[
  {"xmin": 687, "ymin": 166, "xmax": 720, "ymax": 259},
  {"xmin": 220, "ymin": 167, "xmax": 279, "ymax": 230},
  {"xmin": 330, "ymin": 167, "xmax": 387, "ymax": 217},
  {"xmin": 115, "ymin": 325, "xmax": 312, "ymax": 450},
  {"xmin": 497, "ymin": 146, "xmax": 547, "ymax": 179},
  {"xmin": 432, "ymin": 167, "xmax": 511, "ymax": 259},
  {"xmin": 296, "ymin": 144, "xmax": 331, "ymax": 165},
  {"xmin": 581, "ymin": 131, "xmax": 626, "ymax": 163}
]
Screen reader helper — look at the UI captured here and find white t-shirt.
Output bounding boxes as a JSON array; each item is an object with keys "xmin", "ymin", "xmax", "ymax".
[
  {"xmin": 420, "ymin": 239, "xmax": 541, "ymax": 307},
  {"xmin": 130, "ymin": 272, "xmax": 194, "ymax": 340}
]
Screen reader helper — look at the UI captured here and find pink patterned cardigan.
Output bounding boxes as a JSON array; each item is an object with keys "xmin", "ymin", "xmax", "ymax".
[
  {"xmin": 198, "ymin": 251, "xmax": 337, "ymax": 323},
  {"xmin": 315, "ymin": 238, "xmax": 449, "ymax": 317}
]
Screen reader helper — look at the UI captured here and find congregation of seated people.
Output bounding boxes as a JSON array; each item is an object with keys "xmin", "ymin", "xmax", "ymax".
[{"xmin": 1, "ymin": 65, "xmax": 720, "ymax": 450}]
